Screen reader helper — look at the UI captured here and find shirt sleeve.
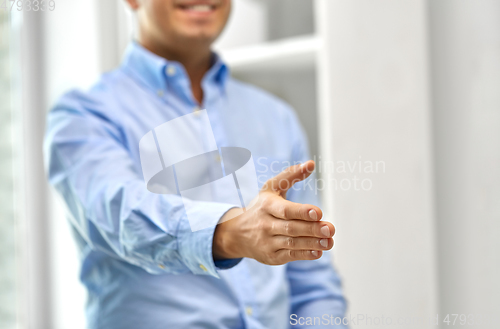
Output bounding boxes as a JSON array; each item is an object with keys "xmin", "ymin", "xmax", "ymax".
[
  {"xmin": 285, "ymin": 109, "xmax": 348, "ymax": 327},
  {"xmin": 44, "ymin": 90, "xmax": 240, "ymax": 278}
]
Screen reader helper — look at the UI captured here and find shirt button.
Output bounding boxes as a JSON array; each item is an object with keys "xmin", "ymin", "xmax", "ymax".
[
  {"xmin": 166, "ymin": 66, "xmax": 176, "ymax": 77},
  {"xmin": 245, "ymin": 307, "xmax": 253, "ymax": 316},
  {"xmin": 157, "ymin": 90, "xmax": 164, "ymax": 97},
  {"xmin": 199, "ymin": 264, "xmax": 208, "ymax": 272},
  {"xmin": 193, "ymin": 106, "xmax": 201, "ymax": 116},
  {"xmin": 158, "ymin": 264, "xmax": 165, "ymax": 269},
  {"xmin": 215, "ymin": 154, "xmax": 222, "ymax": 163}
]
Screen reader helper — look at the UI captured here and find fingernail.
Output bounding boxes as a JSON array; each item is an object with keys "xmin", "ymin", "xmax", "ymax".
[
  {"xmin": 308, "ymin": 209, "xmax": 317, "ymax": 220},
  {"xmin": 311, "ymin": 250, "xmax": 319, "ymax": 257},
  {"xmin": 320, "ymin": 239, "xmax": 328, "ymax": 248},
  {"xmin": 321, "ymin": 225, "xmax": 330, "ymax": 237}
]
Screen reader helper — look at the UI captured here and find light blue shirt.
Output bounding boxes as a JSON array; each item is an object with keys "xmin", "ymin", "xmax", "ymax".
[{"xmin": 44, "ymin": 42, "xmax": 346, "ymax": 329}]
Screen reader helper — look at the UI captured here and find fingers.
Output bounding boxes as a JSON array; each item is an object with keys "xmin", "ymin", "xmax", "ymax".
[
  {"xmin": 264, "ymin": 223, "xmax": 335, "ymax": 265},
  {"xmin": 274, "ymin": 236, "xmax": 333, "ymax": 251},
  {"xmin": 263, "ymin": 196, "xmax": 322, "ymax": 221},
  {"xmin": 263, "ymin": 160, "xmax": 315, "ymax": 194},
  {"xmin": 271, "ymin": 219, "xmax": 335, "ymax": 238},
  {"xmin": 273, "ymin": 249, "xmax": 323, "ymax": 263}
]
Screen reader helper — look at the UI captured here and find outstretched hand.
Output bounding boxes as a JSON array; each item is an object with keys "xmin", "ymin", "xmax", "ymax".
[{"xmin": 213, "ymin": 160, "xmax": 335, "ymax": 265}]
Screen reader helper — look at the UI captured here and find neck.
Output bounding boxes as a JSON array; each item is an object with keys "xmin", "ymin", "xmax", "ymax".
[{"xmin": 139, "ymin": 37, "xmax": 213, "ymax": 104}]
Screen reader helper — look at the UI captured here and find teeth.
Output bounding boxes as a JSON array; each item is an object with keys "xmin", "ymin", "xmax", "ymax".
[{"xmin": 186, "ymin": 5, "xmax": 212, "ymax": 12}]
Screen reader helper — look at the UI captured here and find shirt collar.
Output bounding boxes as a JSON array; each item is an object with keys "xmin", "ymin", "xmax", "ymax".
[{"xmin": 121, "ymin": 41, "xmax": 229, "ymax": 94}]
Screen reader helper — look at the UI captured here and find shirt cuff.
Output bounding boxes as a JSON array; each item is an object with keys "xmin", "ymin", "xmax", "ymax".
[
  {"xmin": 214, "ymin": 258, "xmax": 242, "ymax": 269},
  {"xmin": 177, "ymin": 202, "xmax": 240, "ymax": 278}
]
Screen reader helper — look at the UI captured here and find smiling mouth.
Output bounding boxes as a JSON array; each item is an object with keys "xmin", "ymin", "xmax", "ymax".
[{"xmin": 179, "ymin": 4, "xmax": 216, "ymax": 12}]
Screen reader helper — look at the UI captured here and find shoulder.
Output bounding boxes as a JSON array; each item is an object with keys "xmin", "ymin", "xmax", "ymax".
[
  {"xmin": 51, "ymin": 70, "xmax": 127, "ymax": 120},
  {"xmin": 45, "ymin": 71, "xmax": 128, "ymax": 147}
]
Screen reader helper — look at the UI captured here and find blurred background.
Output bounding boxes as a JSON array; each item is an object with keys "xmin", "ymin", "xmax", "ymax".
[{"xmin": 1, "ymin": 0, "xmax": 499, "ymax": 328}]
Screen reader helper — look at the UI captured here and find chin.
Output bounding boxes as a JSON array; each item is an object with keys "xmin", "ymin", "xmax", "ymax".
[{"xmin": 179, "ymin": 27, "xmax": 220, "ymax": 43}]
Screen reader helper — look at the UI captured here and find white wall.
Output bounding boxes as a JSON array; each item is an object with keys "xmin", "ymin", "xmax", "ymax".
[
  {"xmin": 316, "ymin": 0, "xmax": 439, "ymax": 327},
  {"xmin": 316, "ymin": 1, "xmax": 500, "ymax": 327},
  {"xmin": 430, "ymin": 0, "xmax": 500, "ymax": 323}
]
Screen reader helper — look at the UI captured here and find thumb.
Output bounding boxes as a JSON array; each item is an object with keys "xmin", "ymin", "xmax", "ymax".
[{"xmin": 262, "ymin": 160, "xmax": 315, "ymax": 195}]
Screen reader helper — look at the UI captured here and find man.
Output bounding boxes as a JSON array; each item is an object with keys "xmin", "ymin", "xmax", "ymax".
[{"xmin": 44, "ymin": 0, "xmax": 347, "ymax": 328}]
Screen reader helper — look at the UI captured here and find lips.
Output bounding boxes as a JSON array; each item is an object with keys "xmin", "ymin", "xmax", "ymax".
[
  {"xmin": 175, "ymin": 0, "xmax": 221, "ymax": 12},
  {"xmin": 181, "ymin": 4, "xmax": 215, "ymax": 12}
]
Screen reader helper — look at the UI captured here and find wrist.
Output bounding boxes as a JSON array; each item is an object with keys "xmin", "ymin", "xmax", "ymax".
[{"xmin": 213, "ymin": 208, "xmax": 243, "ymax": 260}]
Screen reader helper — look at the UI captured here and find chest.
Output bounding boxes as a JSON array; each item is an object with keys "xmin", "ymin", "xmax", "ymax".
[{"xmin": 115, "ymin": 87, "xmax": 294, "ymax": 185}]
